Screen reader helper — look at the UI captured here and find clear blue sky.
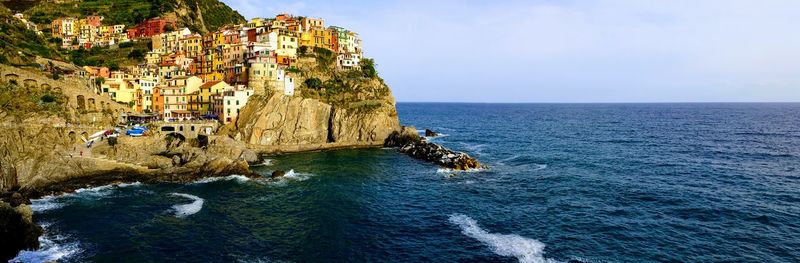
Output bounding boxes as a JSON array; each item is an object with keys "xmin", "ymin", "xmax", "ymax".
[{"xmin": 221, "ymin": 0, "xmax": 800, "ymax": 102}]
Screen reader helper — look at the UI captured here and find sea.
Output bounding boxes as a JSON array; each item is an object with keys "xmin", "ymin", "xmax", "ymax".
[{"xmin": 12, "ymin": 103, "xmax": 800, "ymax": 263}]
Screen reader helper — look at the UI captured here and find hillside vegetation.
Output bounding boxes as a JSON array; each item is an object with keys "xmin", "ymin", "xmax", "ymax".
[
  {"xmin": 19, "ymin": 0, "xmax": 245, "ymax": 33},
  {"xmin": 0, "ymin": 7, "xmax": 63, "ymax": 65},
  {"xmin": 291, "ymin": 48, "xmax": 391, "ymax": 113},
  {"xmin": 69, "ymin": 40, "xmax": 151, "ymax": 69}
]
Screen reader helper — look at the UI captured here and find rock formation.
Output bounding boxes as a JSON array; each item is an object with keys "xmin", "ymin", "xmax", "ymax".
[
  {"xmin": 0, "ymin": 201, "xmax": 42, "ymax": 262},
  {"xmin": 385, "ymin": 127, "xmax": 481, "ymax": 170},
  {"xmin": 425, "ymin": 129, "xmax": 439, "ymax": 137}
]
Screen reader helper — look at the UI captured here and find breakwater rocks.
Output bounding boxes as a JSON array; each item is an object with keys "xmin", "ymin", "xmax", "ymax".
[{"xmin": 385, "ymin": 127, "xmax": 481, "ymax": 170}]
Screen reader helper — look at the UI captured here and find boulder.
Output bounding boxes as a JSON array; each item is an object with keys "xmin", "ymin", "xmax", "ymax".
[
  {"xmin": 425, "ymin": 129, "xmax": 438, "ymax": 137},
  {"xmin": 0, "ymin": 202, "xmax": 43, "ymax": 262},
  {"xmin": 9, "ymin": 193, "xmax": 29, "ymax": 207},
  {"xmin": 271, "ymin": 170, "xmax": 286, "ymax": 179}
]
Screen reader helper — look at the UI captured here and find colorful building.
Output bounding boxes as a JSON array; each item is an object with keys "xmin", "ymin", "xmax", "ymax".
[{"xmin": 127, "ymin": 17, "xmax": 177, "ymax": 40}]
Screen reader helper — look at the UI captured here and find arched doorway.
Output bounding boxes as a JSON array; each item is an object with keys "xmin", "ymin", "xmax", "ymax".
[{"xmin": 76, "ymin": 95, "xmax": 86, "ymax": 110}]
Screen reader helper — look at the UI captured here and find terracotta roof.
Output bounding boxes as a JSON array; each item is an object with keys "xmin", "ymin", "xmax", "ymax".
[{"xmin": 199, "ymin": 81, "xmax": 223, "ymax": 89}]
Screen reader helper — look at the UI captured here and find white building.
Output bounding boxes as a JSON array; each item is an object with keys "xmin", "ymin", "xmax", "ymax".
[{"xmin": 215, "ymin": 86, "xmax": 254, "ymax": 123}]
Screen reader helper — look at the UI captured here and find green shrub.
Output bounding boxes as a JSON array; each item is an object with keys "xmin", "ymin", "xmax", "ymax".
[
  {"xmin": 40, "ymin": 94, "xmax": 57, "ymax": 103},
  {"xmin": 360, "ymin": 58, "xmax": 377, "ymax": 78},
  {"xmin": 118, "ymin": 42, "xmax": 135, "ymax": 48},
  {"xmin": 304, "ymin": 77, "xmax": 323, "ymax": 89}
]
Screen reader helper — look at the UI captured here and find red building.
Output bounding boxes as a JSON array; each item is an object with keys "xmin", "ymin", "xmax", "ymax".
[
  {"xmin": 127, "ymin": 17, "xmax": 177, "ymax": 39},
  {"xmin": 85, "ymin": 16, "xmax": 104, "ymax": 27}
]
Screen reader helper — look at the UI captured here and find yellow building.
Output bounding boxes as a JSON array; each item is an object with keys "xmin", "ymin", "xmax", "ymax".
[
  {"xmin": 299, "ymin": 28, "xmax": 326, "ymax": 49},
  {"xmin": 191, "ymin": 80, "xmax": 231, "ymax": 113},
  {"xmin": 277, "ymin": 32, "xmax": 298, "ymax": 57},
  {"xmin": 180, "ymin": 34, "xmax": 203, "ymax": 58},
  {"xmin": 246, "ymin": 18, "xmax": 268, "ymax": 28}
]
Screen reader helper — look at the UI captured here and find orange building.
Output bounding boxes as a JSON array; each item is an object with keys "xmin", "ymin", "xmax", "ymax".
[{"xmin": 152, "ymin": 86, "xmax": 164, "ymax": 116}]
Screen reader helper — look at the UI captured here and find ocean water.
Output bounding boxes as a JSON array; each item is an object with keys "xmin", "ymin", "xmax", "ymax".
[{"xmin": 13, "ymin": 103, "xmax": 800, "ymax": 262}]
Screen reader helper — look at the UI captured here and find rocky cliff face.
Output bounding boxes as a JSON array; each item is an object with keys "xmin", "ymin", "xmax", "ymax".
[
  {"xmin": 229, "ymin": 53, "xmax": 401, "ymax": 152},
  {"xmin": 231, "ymin": 93, "xmax": 400, "ymax": 150}
]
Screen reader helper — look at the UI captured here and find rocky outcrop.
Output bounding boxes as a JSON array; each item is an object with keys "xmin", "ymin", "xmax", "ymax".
[
  {"xmin": 385, "ymin": 127, "xmax": 481, "ymax": 170},
  {"xmin": 425, "ymin": 129, "xmax": 439, "ymax": 137},
  {"xmin": 231, "ymin": 93, "xmax": 400, "ymax": 153},
  {"xmin": 0, "ymin": 121, "xmax": 259, "ymax": 198},
  {"xmin": 0, "ymin": 201, "xmax": 42, "ymax": 262}
]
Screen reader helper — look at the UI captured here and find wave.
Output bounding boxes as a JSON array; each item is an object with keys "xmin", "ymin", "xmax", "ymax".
[
  {"xmin": 29, "ymin": 197, "xmax": 65, "ymax": 213},
  {"xmin": 449, "ymin": 214, "xmax": 555, "ymax": 263},
  {"xmin": 73, "ymin": 181, "xmax": 142, "ymax": 197},
  {"xmin": 11, "ymin": 224, "xmax": 82, "ymax": 263},
  {"xmin": 459, "ymin": 142, "xmax": 487, "ymax": 156},
  {"xmin": 30, "ymin": 182, "xmax": 143, "ymax": 213},
  {"xmin": 191, "ymin": 175, "xmax": 251, "ymax": 184},
  {"xmin": 250, "ymin": 159, "xmax": 274, "ymax": 167},
  {"xmin": 169, "ymin": 193, "xmax": 204, "ymax": 218},
  {"xmin": 496, "ymin": 155, "xmax": 548, "ymax": 171},
  {"xmin": 262, "ymin": 169, "xmax": 316, "ymax": 187}
]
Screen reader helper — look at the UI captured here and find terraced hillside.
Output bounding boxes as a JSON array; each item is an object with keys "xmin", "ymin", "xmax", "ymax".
[{"xmin": 16, "ymin": 0, "xmax": 245, "ymax": 33}]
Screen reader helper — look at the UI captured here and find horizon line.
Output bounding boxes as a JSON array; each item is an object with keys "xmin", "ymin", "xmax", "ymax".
[{"xmin": 395, "ymin": 101, "xmax": 800, "ymax": 104}]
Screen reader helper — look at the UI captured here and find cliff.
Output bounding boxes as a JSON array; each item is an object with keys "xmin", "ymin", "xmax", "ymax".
[{"xmin": 228, "ymin": 51, "xmax": 401, "ymax": 153}]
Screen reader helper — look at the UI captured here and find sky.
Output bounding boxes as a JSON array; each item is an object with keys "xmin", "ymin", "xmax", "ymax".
[{"xmin": 221, "ymin": 0, "xmax": 800, "ymax": 102}]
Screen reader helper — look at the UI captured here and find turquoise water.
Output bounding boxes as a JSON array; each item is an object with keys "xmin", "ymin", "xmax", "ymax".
[{"xmin": 14, "ymin": 103, "xmax": 800, "ymax": 262}]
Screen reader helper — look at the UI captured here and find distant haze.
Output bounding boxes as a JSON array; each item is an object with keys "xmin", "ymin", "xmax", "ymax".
[{"xmin": 223, "ymin": 0, "xmax": 800, "ymax": 103}]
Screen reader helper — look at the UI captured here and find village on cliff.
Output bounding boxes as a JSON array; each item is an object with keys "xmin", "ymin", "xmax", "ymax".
[{"xmin": 25, "ymin": 13, "xmax": 363, "ymax": 124}]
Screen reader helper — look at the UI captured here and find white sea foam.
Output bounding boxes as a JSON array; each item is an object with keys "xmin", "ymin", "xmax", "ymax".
[
  {"xmin": 30, "ymin": 182, "xmax": 143, "ymax": 212},
  {"xmin": 262, "ymin": 169, "xmax": 315, "ymax": 187},
  {"xmin": 449, "ymin": 214, "xmax": 556, "ymax": 263},
  {"xmin": 170, "ymin": 193, "xmax": 204, "ymax": 218},
  {"xmin": 250, "ymin": 159, "xmax": 274, "ymax": 167},
  {"xmin": 533, "ymin": 164, "xmax": 548, "ymax": 171},
  {"xmin": 192, "ymin": 175, "xmax": 251, "ymax": 184},
  {"xmin": 437, "ymin": 167, "xmax": 486, "ymax": 174},
  {"xmin": 283, "ymin": 169, "xmax": 313, "ymax": 181},
  {"xmin": 29, "ymin": 197, "xmax": 65, "ymax": 212},
  {"xmin": 72, "ymin": 181, "xmax": 142, "ymax": 197},
  {"xmin": 11, "ymin": 225, "xmax": 82, "ymax": 263}
]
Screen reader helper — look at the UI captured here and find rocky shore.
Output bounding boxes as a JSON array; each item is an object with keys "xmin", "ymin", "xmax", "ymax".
[
  {"xmin": 385, "ymin": 127, "xmax": 481, "ymax": 170},
  {"xmin": 0, "ymin": 195, "xmax": 41, "ymax": 261}
]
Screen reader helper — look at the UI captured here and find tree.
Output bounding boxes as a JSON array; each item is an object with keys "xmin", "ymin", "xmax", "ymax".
[
  {"xmin": 360, "ymin": 58, "xmax": 377, "ymax": 78},
  {"xmin": 298, "ymin": 46, "xmax": 309, "ymax": 55},
  {"xmin": 163, "ymin": 24, "xmax": 176, "ymax": 32},
  {"xmin": 304, "ymin": 77, "xmax": 323, "ymax": 89},
  {"xmin": 95, "ymin": 77, "xmax": 105, "ymax": 87},
  {"xmin": 128, "ymin": 49, "xmax": 145, "ymax": 60},
  {"xmin": 105, "ymin": 61, "xmax": 120, "ymax": 71}
]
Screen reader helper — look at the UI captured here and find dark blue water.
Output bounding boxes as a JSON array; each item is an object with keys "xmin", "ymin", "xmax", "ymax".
[{"xmin": 14, "ymin": 103, "xmax": 800, "ymax": 262}]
